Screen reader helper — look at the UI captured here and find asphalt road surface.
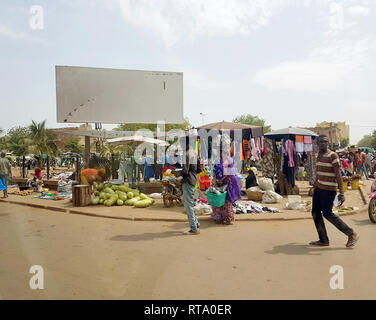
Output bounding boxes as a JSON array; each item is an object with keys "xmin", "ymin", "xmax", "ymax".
[{"xmin": 0, "ymin": 201, "xmax": 375, "ymax": 299}]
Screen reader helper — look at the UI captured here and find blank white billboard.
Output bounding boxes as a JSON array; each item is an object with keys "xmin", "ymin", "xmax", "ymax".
[{"xmin": 56, "ymin": 66, "xmax": 183, "ymax": 124}]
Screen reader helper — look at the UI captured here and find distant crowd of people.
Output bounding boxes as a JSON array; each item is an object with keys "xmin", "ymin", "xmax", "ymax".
[{"xmin": 339, "ymin": 149, "xmax": 375, "ymax": 179}]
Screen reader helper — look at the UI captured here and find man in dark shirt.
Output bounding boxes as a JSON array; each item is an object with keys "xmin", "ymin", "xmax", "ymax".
[{"xmin": 181, "ymin": 141, "xmax": 202, "ymax": 235}]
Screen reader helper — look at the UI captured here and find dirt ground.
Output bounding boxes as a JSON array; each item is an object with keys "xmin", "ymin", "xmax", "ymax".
[{"xmin": 0, "ymin": 178, "xmax": 375, "ymax": 300}]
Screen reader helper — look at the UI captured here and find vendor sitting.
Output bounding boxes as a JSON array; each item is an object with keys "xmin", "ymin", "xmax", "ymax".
[
  {"xmin": 246, "ymin": 167, "xmax": 258, "ymax": 189},
  {"xmin": 80, "ymin": 168, "xmax": 106, "ymax": 192},
  {"xmin": 26, "ymin": 167, "xmax": 43, "ymax": 192},
  {"xmin": 34, "ymin": 167, "xmax": 43, "ymax": 181}
]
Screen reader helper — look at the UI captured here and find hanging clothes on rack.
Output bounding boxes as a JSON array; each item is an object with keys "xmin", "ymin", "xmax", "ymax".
[
  {"xmin": 261, "ymin": 138, "xmax": 275, "ymax": 179},
  {"xmin": 239, "ymin": 141, "xmax": 244, "ymax": 161},
  {"xmin": 250, "ymin": 138, "xmax": 259, "ymax": 160},
  {"xmin": 304, "ymin": 135, "xmax": 313, "ymax": 152},
  {"xmin": 282, "ymin": 155, "xmax": 295, "ymax": 187},
  {"xmin": 262, "ymin": 137, "xmax": 267, "ymax": 156},
  {"xmin": 200, "ymin": 136, "xmax": 209, "ymax": 160},
  {"xmin": 257, "ymin": 138, "xmax": 262, "ymax": 157},
  {"xmin": 284, "ymin": 139, "xmax": 295, "ymax": 167},
  {"xmin": 295, "ymin": 135, "xmax": 304, "ymax": 153},
  {"xmin": 243, "ymin": 139, "xmax": 250, "ymax": 160}
]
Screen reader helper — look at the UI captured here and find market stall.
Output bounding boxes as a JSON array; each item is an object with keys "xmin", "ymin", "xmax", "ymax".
[
  {"xmin": 107, "ymin": 135, "xmax": 170, "ymax": 192},
  {"xmin": 263, "ymin": 127, "xmax": 319, "ymax": 196}
]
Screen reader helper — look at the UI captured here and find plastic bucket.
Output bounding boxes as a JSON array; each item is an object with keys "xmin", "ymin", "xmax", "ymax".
[
  {"xmin": 351, "ymin": 179, "xmax": 360, "ymax": 190},
  {"xmin": 207, "ymin": 191, "xmax": 227, "ymax": 207}
]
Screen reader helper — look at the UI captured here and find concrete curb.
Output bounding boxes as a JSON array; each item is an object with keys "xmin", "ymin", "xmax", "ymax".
[{"xmin": 0, "ymin": 198, "xmax": 368, "ymax": 222}]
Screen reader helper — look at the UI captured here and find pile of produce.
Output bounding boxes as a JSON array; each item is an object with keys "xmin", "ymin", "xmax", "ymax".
[
  {"xmin": 10, "ymin": 189, "xmax": 34, "ymax": 196},
  {"xmin": 90, "ymin": 183, "xmax": 155, "ymax": 208}
]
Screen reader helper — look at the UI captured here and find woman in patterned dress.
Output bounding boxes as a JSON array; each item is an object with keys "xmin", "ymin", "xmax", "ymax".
[{"xmin": 210, "ymin": 155, "xmax": 242, "ymax": 225}]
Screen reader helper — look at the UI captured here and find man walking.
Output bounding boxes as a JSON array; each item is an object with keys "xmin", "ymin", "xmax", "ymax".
[
  {"xmin": 181, "ymin": 139, "xmax": 202, "ymax": 235},
  {"xmin": 309, "ymin": 135, "xmax": 359, "ymax": 247},
  {"xmin": 0, "ymin": 153, "xmax": 12, "ymax": 198},
  {"xmin": 364, "ymin": 150, "xmax": 372, "ymax": 177},
  {"xmin": 356, "ymin": 149, "xmax": 369, "ymax": 180}
]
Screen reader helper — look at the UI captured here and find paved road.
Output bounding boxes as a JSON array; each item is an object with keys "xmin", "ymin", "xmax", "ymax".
[{"xmin": 0, "ymin": 201, "xmax": 375, "ymax": 299}]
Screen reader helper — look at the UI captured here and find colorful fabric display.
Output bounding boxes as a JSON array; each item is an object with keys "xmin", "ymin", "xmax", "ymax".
[
  {"xmin": 262, "ymin": 137, "xmax": 267, "ymax": 156},
  {"xmin": 243, "ymin": 139, "xmax": 250, "ymax": 160},
  {"xmin": 250, "ymin": 138, "xmax": 259, "ymax": 160},
  {"xmin": 295, "ymin": 135, "xmax": 304, "ymax": 153},
  {"xmin": 304, "ymin": 143, "xmax": 313, "ymax": 152},
  {"xmin": 303, "ymin": 135, "xmax": 313, "ymax": 153},
  {"xmin": 261, "ymin": 138, "xmax": 275, "ymax": 179},
  {"xmin": 285, "ymin": 139, "xmax": 295, "ymax": 167}
]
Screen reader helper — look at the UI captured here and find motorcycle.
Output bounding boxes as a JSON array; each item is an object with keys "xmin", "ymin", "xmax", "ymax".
[
  {"xmin": 369, "ymin": 180, "xmax": 376, "ymax": 223},
  {"xmin": 162, "ymin": 169, "xmax": 183, "ymax": 208}
]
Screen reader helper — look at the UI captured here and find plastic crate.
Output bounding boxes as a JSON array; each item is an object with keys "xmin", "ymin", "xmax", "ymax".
[{"xmin": 206, "ymin": 191, "xmax": 227, "ymax": 207}]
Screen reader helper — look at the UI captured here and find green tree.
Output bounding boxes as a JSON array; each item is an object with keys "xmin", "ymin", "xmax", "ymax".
[
  {"xmin": 115, "ymin": 117, "xmax": 192, "ymax": 133},
  {"xmin": 232, "ymin": 114, "xmax": 272, "ymax": 133},
  {"xmin": 6, "ymin": 126, "xmax": 31, "ymax": 156},
  {"xmin": 64, "ymin": 137, "xmax": 84, "ymax": 154},
  {"xmin": 358, "ymin": 130, "xmax": 376, "ymax": 149},
  {"xmin": 340, "ymin": 137, "xmax": 349, "ymax": 148},
  {"xmin": 28, "ymin": 120, "xmax": 59, "ymax": 166},
  {"xmin": 0, "ymin": 127, "xmax": 7, "ymax": 152}
]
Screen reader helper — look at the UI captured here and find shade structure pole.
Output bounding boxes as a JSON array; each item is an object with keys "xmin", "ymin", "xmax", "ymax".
[
  {"xmin": 22, "ymin": 156, "xmax": 25, "ymax": 178},
  {"xmin": 47, "ymin": 156, "xmax": 50, "ymax": 179},
  {"xmin": 85, "ymin": 136, "xmax": 90, "ymax": 164}
]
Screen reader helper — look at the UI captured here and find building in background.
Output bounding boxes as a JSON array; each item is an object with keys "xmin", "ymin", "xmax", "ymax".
[
  {"xmin": 304, "ymin": 122, "xmax": 350, "ymax": 150},
  {"xmin": 49, "ymin": 124, "xmax": 92, "ymax": 151}
]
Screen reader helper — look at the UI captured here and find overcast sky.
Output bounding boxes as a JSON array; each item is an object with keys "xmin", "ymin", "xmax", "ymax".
[{"xmin": 0, "ymin": 0, "xmax": 375, "ymax": 144}]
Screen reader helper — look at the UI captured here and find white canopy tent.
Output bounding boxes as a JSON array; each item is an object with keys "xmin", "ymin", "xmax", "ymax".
[{"xmin": 107, "ymin": 135, "xmax": 170, "ymax": 147}]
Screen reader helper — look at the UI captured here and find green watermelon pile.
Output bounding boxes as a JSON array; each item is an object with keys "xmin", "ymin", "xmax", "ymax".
[{"xmin": 90, "ymin": 183, "xmax": 155, "ymax": 208}]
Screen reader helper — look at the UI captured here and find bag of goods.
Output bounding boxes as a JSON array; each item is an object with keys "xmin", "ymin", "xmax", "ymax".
[
  {"xmin": 194, "ymin": 203, "xmax": 212, "ymax": 215},
  {"xmin": 286, "ymin": 195, "xmax": 302, "ymax": 210},
  {"xmin": 246, "ymin": 186, "xmax": 263, "ymax": 201},
  {"xmin": 258, "ymin": 178, "xmax": 274, "ymax": 191},
  {"xmin": 149, "ymin": 193, "xmax": 163, "ymax": 199},
  {"xmin": 57, "ymin": 179, "xmax": 72, "ymax": 193},
  {"xmin": 262, "ymin": 190, "xmax": 283, "ymax": 204}
]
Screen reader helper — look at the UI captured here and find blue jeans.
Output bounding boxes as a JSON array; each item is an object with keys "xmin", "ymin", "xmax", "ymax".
[
  {"xmin": 182, "ymin": 183, "xmax": 198, "ymax": 232},
  {"xmin": 357, "ymin": 164, "xmax": 369, "ymax": 179}
]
